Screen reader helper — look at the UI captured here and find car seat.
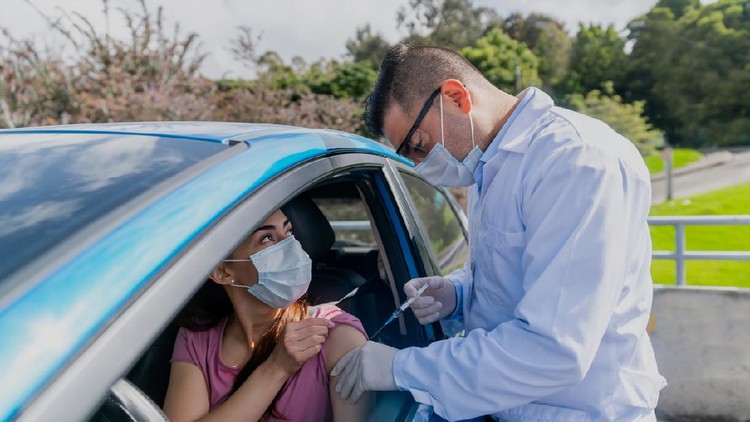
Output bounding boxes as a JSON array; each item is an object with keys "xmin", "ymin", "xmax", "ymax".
[
  {"xmin": 282, "ymin": 194, "xmax": 404, "ymax": 343},
  {"xmin": 125, "ymin": 322, "xmax": 179, "ymax": 408},
  {"xmin": 281, "ymin": 194, "xmax": 367, "ymax": 305}
]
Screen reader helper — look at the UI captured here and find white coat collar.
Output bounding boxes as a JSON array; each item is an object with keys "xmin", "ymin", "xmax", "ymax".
[{"xmin": 494, "ymin": 87, "xmax": 554, "ymax": 154}]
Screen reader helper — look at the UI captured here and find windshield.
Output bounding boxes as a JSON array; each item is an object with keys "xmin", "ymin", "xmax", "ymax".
[{"xmin": 0, "ymin": 132, "xmax": 225, "ymax": 283}]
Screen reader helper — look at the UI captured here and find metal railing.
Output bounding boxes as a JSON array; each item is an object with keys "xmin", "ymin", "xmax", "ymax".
[
  {"xmin": 330, "ymin": 221, "xmax": 371, "ymax": 231},
  {"xmin": 332, "ymin": 217, "xmax": 750, "ymax": 286},
  {"xmin": 648, "ymin": 215, "xmax": 750, "ymax": 286}
]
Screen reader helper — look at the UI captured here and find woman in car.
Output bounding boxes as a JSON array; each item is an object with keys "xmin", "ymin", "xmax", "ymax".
[{"xmin": 163, "ymin": 209, "xmax": 371, "ymax": 421}]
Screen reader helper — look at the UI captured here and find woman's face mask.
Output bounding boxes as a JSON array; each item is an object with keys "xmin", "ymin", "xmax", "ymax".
[
  {"xmin": 415, "ymin": 93, "xmax": 482, "ymax": 188},
  {"xmin": 227, "ymin": 235, "xmax": 312, "ymax": 308}
]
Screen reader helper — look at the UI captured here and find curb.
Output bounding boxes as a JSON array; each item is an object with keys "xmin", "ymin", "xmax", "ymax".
[{"xmin": 650, "ymin": 151, "xmax": 734, "ymax": 182}]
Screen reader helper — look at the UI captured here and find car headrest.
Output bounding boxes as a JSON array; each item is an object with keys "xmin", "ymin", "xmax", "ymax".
[{"xmin": 281, "ymin": 193, "xmax": 335, "ymax": 262}]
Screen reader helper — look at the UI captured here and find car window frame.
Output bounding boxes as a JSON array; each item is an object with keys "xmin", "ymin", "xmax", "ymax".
[
  {"xmin": 385, "ymin": 162, "xmax": 470, "ymax": 278},
  {"xmin": 326, "ymin": 154, "xmax": 436, "ymax": 346},
  {"xmin": 18, "ymin": 151, "xmax": 427, "ymax": 422},
  {"xmin": 397, "ymin": 170, "xmax": 470, "ymax": 276},
  {"xmin": 324, "ymin": 155, "xmax": 426, "ymax": 421}
]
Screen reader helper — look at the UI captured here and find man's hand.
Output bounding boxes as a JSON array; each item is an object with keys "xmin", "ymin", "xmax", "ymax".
[
  {"xmin": 331, "ymin": 341, "xmax": 398, "ymax": 404},
  {"xmin": 404, "ymin": 276, "xmax": 457, "ymax": 324}
]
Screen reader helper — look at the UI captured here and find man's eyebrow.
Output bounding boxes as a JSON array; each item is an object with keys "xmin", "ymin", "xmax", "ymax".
[{"xmin": 253, "ymin": 220, "xmax": 291, "ymax": 233}]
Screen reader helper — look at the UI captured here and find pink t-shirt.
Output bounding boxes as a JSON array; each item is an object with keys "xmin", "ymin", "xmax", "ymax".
[{"xmin": 171, "ymin": 304, "xmax": 366, "ymax": 421}]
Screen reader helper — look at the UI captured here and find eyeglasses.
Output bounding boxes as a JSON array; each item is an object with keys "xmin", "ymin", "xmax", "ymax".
[{"xmin": 395, "ymin": 88, "xmax": 442, "ymax": 160}]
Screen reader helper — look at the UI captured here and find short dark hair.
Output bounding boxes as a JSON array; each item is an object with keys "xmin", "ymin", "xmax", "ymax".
[{"xmin": 364, "ymin": 44, "xmax": 486, "ymax": 138}]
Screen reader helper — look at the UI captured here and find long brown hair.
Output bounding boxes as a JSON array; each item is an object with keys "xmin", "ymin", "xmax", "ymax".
[
  {"xmin": 175, "ymin": 280, "xmax": 310, "ymax": 419},
  {"xmin": 230, "ymin": 299, "xmax": 309, "ymax": 419}
]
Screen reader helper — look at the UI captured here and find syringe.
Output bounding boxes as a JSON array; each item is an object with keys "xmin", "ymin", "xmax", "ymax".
[{"xmin": 371, "ymin": 284, "xmax": 429, "ymax": 338}]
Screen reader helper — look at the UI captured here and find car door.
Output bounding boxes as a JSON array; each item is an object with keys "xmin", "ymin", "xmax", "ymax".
[{"xmin": 384, "ymin": 161, "xmax": 470, "ymax": 340}]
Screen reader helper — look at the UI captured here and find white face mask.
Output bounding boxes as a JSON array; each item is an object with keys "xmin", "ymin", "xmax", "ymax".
[
  {"xmin": 415, "ymin": 94, "xmax": 482, "ymax": 188},
  {"xmin": 228, "ymin": 235, "xmax": 312, "ymax": 308}
]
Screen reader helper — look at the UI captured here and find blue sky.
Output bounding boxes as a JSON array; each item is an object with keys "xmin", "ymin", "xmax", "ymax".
[{"xmin": 1, "ymin": 0, "xmax": 699, "ymax": 78}]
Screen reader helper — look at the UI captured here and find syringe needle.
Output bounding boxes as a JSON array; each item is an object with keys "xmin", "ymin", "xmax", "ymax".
[
  {"xmin": 371, "ymin": 324, "xmax": 386, "ymax": 339},
  {"xmin": 370, "ymin": 283, "xmax": 430, "ymax": 339}
]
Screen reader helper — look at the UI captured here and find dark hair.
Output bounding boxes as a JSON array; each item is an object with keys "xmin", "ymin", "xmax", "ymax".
[
  {"xmin": 175, "ymin": 281, "xmax": 310, "ymax": 419},
  {"xmin": 364, "ymin": 44, "xmax": 487, "ymax": 138},
  {"xmin": 175, "ymin": 280, "xmax": 232, "ymax": 331}
]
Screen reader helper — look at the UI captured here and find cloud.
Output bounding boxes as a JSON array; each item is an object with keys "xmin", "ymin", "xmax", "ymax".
[{"xmin": 0, "ymin": 200, "xmax": 79, "ymax": 237}]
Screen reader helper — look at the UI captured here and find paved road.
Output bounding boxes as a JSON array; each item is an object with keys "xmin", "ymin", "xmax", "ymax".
[{"xmin": 651, "ymin": 151, "xmax": 750, "ymax": 204}]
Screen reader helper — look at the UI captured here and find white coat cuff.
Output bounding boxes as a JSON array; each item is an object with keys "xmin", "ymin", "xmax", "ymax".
[
  {"xmin": 393, "ymin": 348, "xmax": 447, "ymax": 416},
  {"xmin": 443, "ymin": 278, "xmax": 464, "ymax": 321}
]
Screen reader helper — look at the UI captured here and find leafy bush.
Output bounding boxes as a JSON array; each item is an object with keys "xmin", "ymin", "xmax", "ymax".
[
  {"xmin": 0, "ymin": 0, "xmax": 367, "ymax": 135},
  {"xmin": 460, "ymin": 28, "xmax": 541, "ymax": 94},
  {"xmin": 565, "ymin": 82, "xmax": 663, "ymax": 156},
  {"xmin": 211, "ymin": 84, "xmax": 364, "ymax": 134}
]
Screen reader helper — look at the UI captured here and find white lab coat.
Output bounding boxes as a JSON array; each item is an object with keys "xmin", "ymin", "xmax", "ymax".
[{"xmin": 392, "ymin": 88, "xmax": 666, "ymax": 421}]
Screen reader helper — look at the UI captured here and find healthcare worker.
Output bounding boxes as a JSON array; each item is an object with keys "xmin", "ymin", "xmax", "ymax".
[{"xmin": 331, "ymin": 44, "xmax": 667, "ymax": 421}]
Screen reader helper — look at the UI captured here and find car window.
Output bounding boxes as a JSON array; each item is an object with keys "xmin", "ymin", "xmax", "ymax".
[
  {"xmin": 314, "ymin": 197, "xmax": 376, "ymax": 247},
  {"xmin": 400, "ymin": 173, "xmax": 468, "ymax": 276},
  {"xmin": 0, "ymin": 133, "xmax": 224, "ymax": 282}
]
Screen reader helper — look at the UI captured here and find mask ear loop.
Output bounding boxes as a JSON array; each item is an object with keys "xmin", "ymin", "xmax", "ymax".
[
  {"xmin": 467, "ymin": 91, "xmax": 476, "ymax": 149},
  {"xmin": 439, "ymin": 93, "xmax": 446, "ymax": 147},
  {"xmin": 228, "ymin": 279, "xmax": 252, "ymax": 289}
]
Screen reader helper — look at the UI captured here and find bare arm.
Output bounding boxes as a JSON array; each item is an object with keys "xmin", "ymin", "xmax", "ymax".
[
  {"xmin": 326, "ymin": 324, "xmax": 371, "ymax": 422},
  {"xmin": 163, "ymin": 362, "xmax": 210, "ymax": 421},
  {"xmin": 164, "ymin": 359, "xmax": 289, "ymax": 422},
  {"xmin": 163, "ymin": 318, "xmax": 333, "ymax": 422}
]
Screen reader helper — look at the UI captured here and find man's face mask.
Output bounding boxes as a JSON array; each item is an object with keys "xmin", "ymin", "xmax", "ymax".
[
  {"xmin": 414, "ymin": 92, "xmax": 482, "ymax": 188},
  {"xmin": 227, "ymin": 235, "xmax": 312, "ymax": 308}
]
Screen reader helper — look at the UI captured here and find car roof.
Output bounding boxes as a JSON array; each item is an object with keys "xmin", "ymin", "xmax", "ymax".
[
  {"xmin": 0, "ymin": 121, "xmax": 388, "ymax": 147},
  {"xmin": 0, "ymin": 122, "xmax": 408, "ymax": 419},
  {"xmin": 0, "ymin": 121, "xmax": 407, "ymax": 163},
  {"xmin": 2, "ymin": 121, "xmax": 290, "ymax": 143}
]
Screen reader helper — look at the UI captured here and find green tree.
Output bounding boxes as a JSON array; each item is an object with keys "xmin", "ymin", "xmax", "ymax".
[
  {"xmin": 253, "ymin": 51, "xmax": 304, "ymax": 90},
  {"xmin": 311, "ymin": 62, "xmax": 378, "ymax": 100},
  {"xmin": 460, "ymin": 28, "xmax": 541, "ymax": 94},
  {"xmin": 565, "ymin": 24, "xmax": 627, "ymax": 96},
  {"xmin": 656, "ymin": 0, "xmax": 701, "ymax": 18},
  {"xmin": 501, "ymin": 13, "xmax": 571, "ymax": 92},
  {"xmin": 624, "ymin": 0, "xmax": 750, "ymax": 147},
  {"xmin": 330, "ymin": 62, "xmax": 377, "ymax": 99},
  {"xmin": 566, "ymin": 82, "xmax": 663, "ymax": 156},
  {"xmin": 345, "ymin": 24, "xmax": 391, "ymax": 70},
  {"xmin": 621, "ymin": 7, "xmax": 678, "ymax": 138},
  {"xmin": 396, "ymin": 0, "xmax": 501, "ymax": 49}
]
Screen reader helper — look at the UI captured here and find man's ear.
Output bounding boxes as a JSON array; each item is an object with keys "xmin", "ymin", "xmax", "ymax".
[
  {"xmin": 210, "ymin": 264, "xmax": 234, "ymax": 286},
  {"xmin": 440, "ymin": 79, "xmax": 472, "ymax": 113}
]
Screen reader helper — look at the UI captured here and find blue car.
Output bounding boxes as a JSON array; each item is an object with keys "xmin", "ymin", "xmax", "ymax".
[{"xmin": 0, "ymin": 122, "xmax": 470, "ymax": 421}]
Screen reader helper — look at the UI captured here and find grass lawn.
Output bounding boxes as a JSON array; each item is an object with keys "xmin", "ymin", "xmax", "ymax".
[
  {"xmin": 644, "ymin": 148, "xmax": 702, "ymax": 174},
  {"xmin": 649, "ymin": 182, "xmax": 750, "ymax": 287}
]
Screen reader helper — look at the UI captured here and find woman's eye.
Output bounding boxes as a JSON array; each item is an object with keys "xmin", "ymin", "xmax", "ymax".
[{"xmin": 260, "ymin": 234, "xmax": 273, "ymax": 243}]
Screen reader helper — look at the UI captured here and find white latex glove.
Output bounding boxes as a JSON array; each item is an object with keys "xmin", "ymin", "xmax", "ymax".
[
  {"xmin": 331, "ymin": 341, "xmax": 398, "ymax": 404},
  {"xmin": 404, "ymin": 276, "xmax": 457, "ymax": 325}
]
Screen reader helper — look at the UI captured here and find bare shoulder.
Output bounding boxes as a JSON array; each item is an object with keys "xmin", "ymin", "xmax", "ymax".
[{"xmin": 324, "ymin": 323, "xmax": 366, "ymax": 373}]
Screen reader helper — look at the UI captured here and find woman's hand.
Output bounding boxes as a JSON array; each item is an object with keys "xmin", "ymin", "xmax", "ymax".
[{"xmin": 269, "ymin": 317, "xmax": 335, "ymax": 375}]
